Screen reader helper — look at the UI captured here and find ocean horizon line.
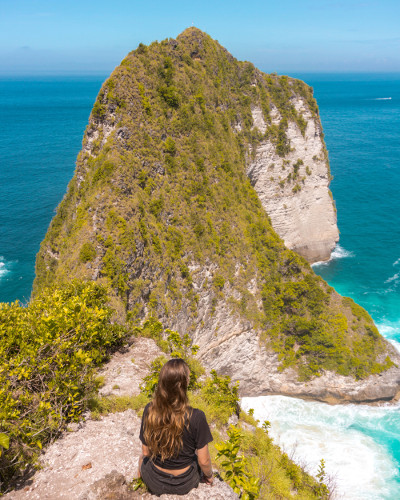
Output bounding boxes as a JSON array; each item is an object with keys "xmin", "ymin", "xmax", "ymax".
[{"xmin": 1, "ymin": 70, "xmax": 400, "ymax": 80}]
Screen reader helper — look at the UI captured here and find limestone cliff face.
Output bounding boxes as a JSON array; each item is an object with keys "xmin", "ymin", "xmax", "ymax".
[
  {"xmin": 248, "ymin": 103, "xmax": 339, "ymax": 263},
  {"xmin": 165, "ymin": 264, "xmax": 400, "ymax": 404},
  {"xmin": 34, "ymin": 27, "xmax": 400, "ymax": 404}
]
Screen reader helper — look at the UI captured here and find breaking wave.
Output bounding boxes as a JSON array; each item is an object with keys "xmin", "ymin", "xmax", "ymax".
[
  {"xmin": 0, "ymin": 257, "xmax": 11, "ymax": 281},
  {"xmin": 331, "ymin": 244, "xmax": 354, "ymax": 260},
  {"xmin": 241, "ymin": 395, "xmax": 400, "ymax": 499},
  {"xmin": 312, "ymin": 244, "xmax": 354, "ymax": 268},
  {"xmin": 385, "ymin": 273, "xmax": 400, "ymax": 285}
]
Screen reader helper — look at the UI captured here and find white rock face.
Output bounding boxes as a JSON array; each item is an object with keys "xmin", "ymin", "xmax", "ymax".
[
  {"xmin": 247, "ymin": 102, "xmax": 339, "ymax": 263},
  {"xmin": 161, "ymin": 265, "xmax": 400, "ymax": 404}
]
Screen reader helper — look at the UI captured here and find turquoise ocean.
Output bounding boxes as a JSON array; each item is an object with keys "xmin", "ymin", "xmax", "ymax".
[{"xmin": 1, "ymin": 73, "xmax": 399, "ymax": 498}]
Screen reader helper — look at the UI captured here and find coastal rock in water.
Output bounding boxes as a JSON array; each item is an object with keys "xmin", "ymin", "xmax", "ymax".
[
  {"xmin": 248, "ymin": 104, "xmax": 339, "ymax": 263},
  {"xmin": 166, "ymin": 267, "xmax": 400, "ymax": 404},
  {"xmin": 34, "ymin": 27, "xmax": 400, "ymax": 404}
]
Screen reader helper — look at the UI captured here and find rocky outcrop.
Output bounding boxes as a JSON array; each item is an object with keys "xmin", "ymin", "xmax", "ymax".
[
  {"xmin": 165, "ymin": 266, "xmax": 400, "ymax": 404},
  {"xmin": 34, "ymin": 27, "xmax": 400, "ymax": 406},
  {"xmin": 87, "ymin": 471, "xmax": 238, "ymax": 500},
  {"xmin": 4, "ymin": 338, "xmax": 238, "ymax": 500},
  {"xmin": 248, "ymin": 104, "xmax": 339, "ymax": 263},
  {"xmin": 202, "ymin": 323, "xmax": 400, "ymax": 404}
]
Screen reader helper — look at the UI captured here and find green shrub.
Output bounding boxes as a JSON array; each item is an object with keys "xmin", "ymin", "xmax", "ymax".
[
  {"xmin": 200, "ymin": 370, "xmax": 239, "ymax": 424},
  {"xmin": 92, "ymin": 160, "xmax": 115, "ymax": 183},
  {"xmin": 79, "ymin": 242, "xmax": 96, "ymax": 263},
  {"xmin": 216, "ymin": 425, "xmax": 260, "ymax": 499},
  {"xmin": 159, "ymin": 85, "xmax": 180, "ymax": 108},
  {"xmin": 213, "ymin": 275, "xmax": 225, "ymax": 290},
  {"xmin": 0, "ymin": 282, "xmax": 127, "ymax": 491},
  {"xmin": 164, "ymin": 137, "xmax": 176, "ymax": 155},
  {"xmin": 92, "ymin": 100, "xmax": 106, "ymax": 120}
]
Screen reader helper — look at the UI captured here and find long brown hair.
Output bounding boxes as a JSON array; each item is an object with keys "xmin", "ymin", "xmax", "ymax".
[{"xmin": 143, "ymin": 358, "xmax": 192, "ymax": 461}]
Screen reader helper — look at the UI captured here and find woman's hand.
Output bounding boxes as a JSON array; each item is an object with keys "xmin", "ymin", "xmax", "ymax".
[
  {"xmin": 203, "ymin": 472, "xmax": 214, "ymax": 485},
  {"xmin": 138, "ymin": 444, "xmax": 150, "ymax": 477},
  {"xmin": 197, "ymin": 444, "xmax": 213, "ymax": 485}
]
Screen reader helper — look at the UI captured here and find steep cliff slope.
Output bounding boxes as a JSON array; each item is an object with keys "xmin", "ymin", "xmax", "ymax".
[
  {"xmin": 34, "ymin": 28, "xmax": 400, "ymax": 402},
  {"xmin": 248, "ymin": 100, "xmax": 339, "ymax": 263}
]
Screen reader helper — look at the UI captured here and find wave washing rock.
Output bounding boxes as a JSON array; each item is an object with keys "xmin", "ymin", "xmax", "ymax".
[
  {"xmin": 34, "ymin": 27, "xmax": 400, "ymax": 404},
  {"xmin": 248, "ymin": 104, "xmax": 339, "ymax": 263}
]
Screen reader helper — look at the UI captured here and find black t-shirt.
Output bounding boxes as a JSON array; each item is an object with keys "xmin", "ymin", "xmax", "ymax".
[{"xmin": 139, "ymin": 403, "xmax": 213, "ymax": 469}]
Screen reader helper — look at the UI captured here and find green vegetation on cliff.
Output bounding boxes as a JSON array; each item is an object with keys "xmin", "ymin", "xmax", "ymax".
[
  {"xmin": 34, "ymin": 27, "xmax": 392, "ymax": 380},
  {"xmin": 0, "ymin": 284, "xmax": 327, "ymax": 498},
  {"xmin": 0, "ymin": 282, "xmax": 127, "ymax": 490},
  {"xmin": 91, "ymin": 318, "xmax": 329, "ymax": 499}
]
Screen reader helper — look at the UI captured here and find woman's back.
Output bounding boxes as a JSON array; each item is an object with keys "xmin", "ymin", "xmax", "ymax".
[
  {"xmin": 138, "ymin": 358, "xmax": 214, "ymax": 495},
  {"xmin": 140, "ymin": 403, "xmax": 212, "ymax": 469}
]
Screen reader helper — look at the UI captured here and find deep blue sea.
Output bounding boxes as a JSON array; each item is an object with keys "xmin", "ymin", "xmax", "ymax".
[
  {"xmin": 0, "ymin": 76, "xmax": 105, "ymax": 303},
  {"xmin": 1, "ymin": 74, "xmax": 400, "ymax": 498}
]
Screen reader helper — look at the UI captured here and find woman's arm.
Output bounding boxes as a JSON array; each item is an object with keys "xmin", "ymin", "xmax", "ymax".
[
  {"xmin": 138, "ymin": 444, "xmax": 150, "ymax": 477},
  {"xmin": 197, "ymin": 444, "xmax": 214, "ymax": 485}
]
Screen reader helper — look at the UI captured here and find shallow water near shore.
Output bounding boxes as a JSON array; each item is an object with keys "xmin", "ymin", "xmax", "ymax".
[
  {"xmin": 241, "ymin": 395, "xmax": 400, "ymax": 499},
  {"xmin": 1, "ymin": 73, "xmax": 400, "ymax": 498}
]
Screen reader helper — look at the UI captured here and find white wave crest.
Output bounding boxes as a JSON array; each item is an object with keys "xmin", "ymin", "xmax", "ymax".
[
  {"xmin": 331, "ymin": 244, "xmax": 354, "ymax": 260},
  {"xmin": 0, "ymin": 257, "xmax": 10, "ymax": 279},
  {"xmin": 393, "ymin": 258, "xmax": 400, "ymax": 266},
  {"xmin": 388, "ymin": 339, "xmax": 400, "ymax": 354},
  {"xmin": 241, "ymin": 395, "xmax": 400, "ymax": 500},
  {"xmin": 312, "ymin": 244, "xmax": 354, "ymax": 267},
  {"xmin": 385, "ymin": 273, "xmax": 399, "ymax": 284},
  {"xmin": 376, "ymin": 320, "xmax": 400, "ymax": 340},
  {"xmin": 0, "ymin": 255, "xmax": 12, "ymax": 280}
]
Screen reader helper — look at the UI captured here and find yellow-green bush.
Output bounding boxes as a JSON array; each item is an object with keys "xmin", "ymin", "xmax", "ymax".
[{"xmin": 0, "ymin": 281, "xmax": 127, "ymax": 491}]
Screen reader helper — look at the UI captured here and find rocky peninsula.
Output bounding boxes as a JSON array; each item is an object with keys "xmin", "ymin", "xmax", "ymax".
[{"xmin": 34, "ymin": 27, "xmax": 400, "ymax": 404}]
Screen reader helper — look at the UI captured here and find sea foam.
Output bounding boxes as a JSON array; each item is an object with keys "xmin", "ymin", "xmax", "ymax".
[
  {"xmin": 241, "ymin": 395, "xmax": 400, "ymax": 500},
  {"xmin": 312, "ymin": 244, "xmax": 354, "ymax": 268},
  {"xmin": 331, "ymin": 244, "xmax": 354, "ymax": 260},
  {"xmin": 0, "ymin": 257, "xmax": 10, "ymax": 281},
  {"xmin": 385, "ymin": 273, "xmax": 400, "ymax": 285}
]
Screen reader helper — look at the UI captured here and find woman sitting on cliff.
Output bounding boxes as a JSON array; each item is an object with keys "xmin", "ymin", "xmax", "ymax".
[{"xmin": 138, "ymin": 358, "xmax": 214, "ymax": 495}]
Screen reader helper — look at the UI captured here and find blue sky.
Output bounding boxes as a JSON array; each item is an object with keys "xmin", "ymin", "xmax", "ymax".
[{"xmin": 1, "ymin": 0, "xmax": 399, "ymax": 74}]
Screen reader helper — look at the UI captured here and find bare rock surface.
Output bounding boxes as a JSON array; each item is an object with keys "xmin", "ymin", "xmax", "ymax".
[
  {"xmin": 6, "ymin": 410, "xmax": 142, "ymax": 500},
  {"xmin": 98, "ymin": 337, "xmax": 163, "ymax": 397},
  {"xmin": 200, "ymin": 316, "xmax": 400, "ymax": 404},
  {"xmin": 248, "ymin": 103, "xmax": 339, "ymax": 263},
  {"xmin": 4, "ymin": 338, "xmax": 237, "ymax": 500},
  {"xmin": 84, "ymin": 470, "xmax": 238, "ymax": 499}
]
